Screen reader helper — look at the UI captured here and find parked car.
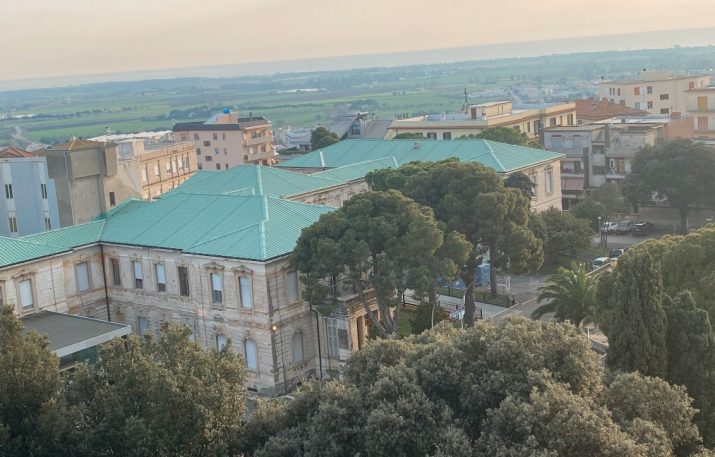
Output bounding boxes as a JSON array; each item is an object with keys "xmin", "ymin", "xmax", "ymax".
[
  {"xmin": 600, "ymin": 221, "xmax": 617, "ymax": 233},
  {"xmin": 632, "ymin": 221, "xmax": 655, "ymax": 237},
  {"xmin": 613, "ymin": 221, "xmax": 635, "ymax": 235},
  {"xmin": 609, "ymin": 248, "xmax": 625, "ymax": 259},
  {"xmin": 592, "ymin": 257, "xmax": 610, "ymax": 269}
]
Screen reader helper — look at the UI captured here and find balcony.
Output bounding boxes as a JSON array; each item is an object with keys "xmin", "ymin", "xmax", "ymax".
[
  {"xmin": 560, "ymin": 167, "xmax": 584, "ymax": 177},
  {"xmin": 243, "ymin": 149, "xmax": 276, "ymax": 164},
  {"xmin": 244, "ymin": 134, "xmax": 274, "ymax": 147}
]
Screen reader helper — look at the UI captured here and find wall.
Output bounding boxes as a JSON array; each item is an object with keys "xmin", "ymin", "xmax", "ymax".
[
  {"xmin": 0, "ymin": 158, "xmax": 60, "ymax": 236},
  {"xmin": 137, "ymin": 142, "xmax": 197, "ymax": 200},
  {"xmin": 176, "ymin": 126, "xmax": 275, "ymax": 171}
]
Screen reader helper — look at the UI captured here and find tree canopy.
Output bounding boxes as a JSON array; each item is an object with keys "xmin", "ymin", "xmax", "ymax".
[
  {"xmin": 366, "ymin": 160, "xmax": 542, "ymax": 325},
  {"xmin": 310, "ymin": 126, "xmax": 340, "ymax": 150},
  {"xmin": 291, "ymin": 190, "xmax": 444, "ymax": 336},
  {"xmin": 245, "ymin": 318, "xmax": 706, "ymax": 457},
  {"xmin": 393, "ymin": 132, "xmax": 425, "ymax": 139},
  {"xmin": 623, "ymin": 139, "xmax": 715, "ymax": 234},
  {"xmin": 533, "ymin": 261, "xmax": 598, "ymax": 325},
  {"xmin": 457, "ymin": 126, "xmax": 530, "ymax": 146},
  {"xmin": 537, "ymin": 207, "xmax": 592, "ymax": 265}
]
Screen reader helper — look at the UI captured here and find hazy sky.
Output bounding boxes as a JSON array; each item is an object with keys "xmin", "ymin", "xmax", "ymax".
[{"xmin": 3, "ymin": 0, "xmax": 715, "ymax": 81}]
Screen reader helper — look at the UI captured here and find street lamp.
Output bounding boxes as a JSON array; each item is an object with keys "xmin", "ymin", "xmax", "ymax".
[{"xmin": 598, "ymin": 216, "xmax": 602, "ymax": 248}]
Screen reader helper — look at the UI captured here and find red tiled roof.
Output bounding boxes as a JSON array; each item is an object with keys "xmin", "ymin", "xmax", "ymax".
[
  {"xmin": 575, "ymin": 99, "xmax": 648, "ymax": 121},
  {"xmin": 0, "ymin": 147, "xmax": 36, "ymax": 158}
]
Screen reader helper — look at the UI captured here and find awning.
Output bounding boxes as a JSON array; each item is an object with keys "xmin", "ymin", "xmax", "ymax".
[
  {"xmin": 22, "ymin": 311, "xmax": 131, "ymax": 357},
  {"xmin": 561, "ymin": 177, "xmax": 585, "ymax": 191}
]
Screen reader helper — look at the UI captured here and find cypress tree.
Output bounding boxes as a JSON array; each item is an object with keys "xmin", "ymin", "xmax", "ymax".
[{"xmin": 607, "ymin": 250, "xmax": 668, "ymax": 377}]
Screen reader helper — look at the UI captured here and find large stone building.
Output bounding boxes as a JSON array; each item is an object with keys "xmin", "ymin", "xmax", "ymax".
[
  {"xmin": 173, "ymin": 111, "xmax": 276, "ymax": 170},
  {"xmin": 598, "ymin": 70, "xmax": 710, "ymax": 116},
  {"xmin": 0, "ymin": 164, "xmax": 380, "ymax": 394},
  {"xmin": 279, "ymin": 139, "xmax": 565, "ymax": 212},
  {"xmin": 0, "ymin": 148, "xmax": 60, "ymax": 236},
  {"xmin": 385, "ymin": 101, "xmax": 577, "ymax": 142},
  {"xmin": 543, "ymin": 115, "xmax": 693, "ymax": 208}
]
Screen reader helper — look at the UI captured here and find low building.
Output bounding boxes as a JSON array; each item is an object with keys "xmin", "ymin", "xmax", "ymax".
[
  {"xmin": 598, "ymin": 70, "xmax": 710, "ymax": 116},
  {"xmin": 173, "ymin": 111, "xmax": 276, "ymax": 170},
  {"xmin": 385, "ymin": 101, "xmax": 577, "ymax": 142},
  {"xmin": 574, "ymin": 98, "xmax": 648, "ymax": 124},
  {"xmin": 544, "ymin": 115, "xmax": 693, "ymax": 208},
  {"xmin": 117, "ymin": 140, "xmax": 197, "ymax": 200},
  {"xmin": 41, "ymin": 139, "xmax": 142, "ymax": 227},
  {"xmin": 278, "ymin": 139, "xmax": 564, "ymax": 212},
  {"xmin": 281, "ymin": 128, "xmax": 313, "ymax": 152},
  {"xmin": 329, "ymin": 112, "xmax": 391, "ymax": 140},
  {"xmin": 0, "ymin": 148, "xmax": 60, "ymax": 236},
  {"xmin": 687, "ymin": 87, "xmax": 715, "ymax": 141}
]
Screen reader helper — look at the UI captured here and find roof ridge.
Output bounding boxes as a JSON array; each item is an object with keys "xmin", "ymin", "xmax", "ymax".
[
  {"xmin": 256, "ymin": 165, "xmax": 264, "ymax": 195},
  {"xmin": 183, "ymin": 221, "xmax": 263, "ymax": 251},
  {"xmin": 483, "ymin": 140, "xmax": 506, "ymax": 172}
]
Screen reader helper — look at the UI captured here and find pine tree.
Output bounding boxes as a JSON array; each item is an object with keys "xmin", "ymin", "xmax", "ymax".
[{"xmin": 607, "ymin": 250, "xmax": 668, "ymax": 377}]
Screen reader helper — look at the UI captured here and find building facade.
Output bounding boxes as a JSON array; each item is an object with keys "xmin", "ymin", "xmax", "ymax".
[
  {"xmin": 598, "ymin": 70, "xmax": 710, "ymax": 116},
  {"xmin": 385, "ymin": 101, "xmax": 577, "ymax": 142},
  {"xmin": 173, "ymin": 112, "xmax": 276, "ymax": 171},
  {"xmin": 0, "ymin": 151, "xmax": 60, "ymax": 237},
  {"xmin": 687, "ymin": 87, "xmax": 715, "ymax": 140},
  {"xmin": 544, "ymin": 115, "xmax": 693, "ymax": 208},
  {"xmin": 117, "ymin": 140, "xmax": 197, "ymax": 200}
]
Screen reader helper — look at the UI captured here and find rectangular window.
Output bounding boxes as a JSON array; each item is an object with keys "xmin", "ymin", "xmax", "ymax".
[
  {"xmin": 567, "ymin": 114, "xmax": 574, "ymax": 126},
  {"xmin": 19, "ymin": 279, "xmax": 33, "ymax": 309},
  {"xmin": 203, "ymin": 141, "xmax": 210, "ymax": 147},
  {"xmin": 634, "ymin": 87, "xmax": 640, "ymax": 96},
  {"xmin": 154, "ymin": 164, "xmax": 160, "ymax": 177},
  {"xmin": 617, "ymin": 88, "xmax": 621, "ymax": 96},
  {"xmin": 178, "ymin": 266, "xmax": 190, "ymax": 297},
  {"xmin": 109, "ymin": 191, "xmax": 116, "ymax": 207},
  {"xmin": 660, "ymin": 108, "xmax": 670, "ymax": 115},
  {"xmin": 40, "ymin": 183, "xmax": 47, "ymax": 199},
  {"xmin": 216, "ymin": 164, "xmax": 221, "ymax": 170},
  {"xmin": 647, "ymin": 86, "xmax": 653, "ymax": 94},
  {"xmin": 205, "ymin": 156, "xmax": 212, "ymax": 162},
  {"xmin": 214, "ymin": 148, "xmax": 220, "ymax": 155},
  {"xmin": 8, "ymin": 217, "xmax": 17, "ymax": 234},
  {"xmin": 545, "ymin": 169, "xmax": 553, "ymax": 194},
  {"xmin": 426, "ymin": 132, "xmax": 437, "ymax": 140},
  {"xmin": 223, "ymin": 148, "xmax": 228, "ymax": 154},
  {"xmin": 44, "ymin": 217, "xmax": 51, "ymax": 231},
  {"xmin": 442, "ymin": 132, "xmax": 452, "ymax": 140},
  {"xmin": 592, "ymin": 165, "xmax": 606, "ymax": 175},
  {"xmin": 142, "ymin": 167, "xmax": 148, "ymax": 182},
  {"xmin": 196, "ymin": 148, "xmax": 201, "ymax": 155},
  {"xmin": 549, "ymin": 117, "xmax": 556, "ymax": 126},
  {"xmin": 222, "ymin": 132, "xmax": 226, "ymax": 140},
  {"xmin": 647, "ymin": 101, "xmax": 653, "ymax": 109},
  {"xmin": 550, "ymin": 135, "xmax": 562, "ymax": 148},
  {"xmin": 193, "ymin": 133, "xmax": 199, "ymax": 141},
  {"xmin": 155, "ymin": 263, "xmax": 166, "ymax": 293},
  {"xmin": 4, "ymin": 184, "xmax": 12, "ymax": 199},
  {"xmin": 326, "ymin": 318, "xmax": 339, "ymax": 358},
  {"xmin": 111, "ymin": 258, "xmax": 121, "ymax": 286},
  {"xmin": 76, "ymin": 262, "xmax": 90, "ymax": 292},
  {"xmin": 212, "ymin": 133, "xmax": 218, "ymax": 140},
  {"xmin": 660, "ymin": 94, "xmax": 670, "ymax": 100},
  {"xmin": 166, "ymin": 161, "xmax": 172, "ymax": 173},
  {"xmin": 287, "ymin": 271, "xmax": 299, "ymax": 302},
  {"xmin": 138, "ymin": 316, "xmax": 148, "ymax": 334},
  {"xmin": 572, "ymin": 135, "xmax": 582, "ymax": 148},
  {"xmin": 239, "ymin": 276, "xmax": 252, "ymax": 309},
  {"xmin": 133, "ymin": 261, "xmax": 143, "ymax": 289},
  {"xmin": 211, "ymin": 273, "xmax": 222, "ymax": 304}
]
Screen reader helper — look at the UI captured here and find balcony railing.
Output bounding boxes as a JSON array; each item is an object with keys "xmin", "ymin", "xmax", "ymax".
[{"xmin": 244, "ymin": 135, "xmax": 274, "ymax": 147}]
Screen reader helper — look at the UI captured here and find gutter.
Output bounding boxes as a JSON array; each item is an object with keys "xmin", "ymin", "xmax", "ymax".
[
  {"xmin": 309, "ymin": 302, "xmax": 323, "ymax": 379},
  {"xmin": 99, "ymin": 244, "xmax": 111, "ymax": 321}
]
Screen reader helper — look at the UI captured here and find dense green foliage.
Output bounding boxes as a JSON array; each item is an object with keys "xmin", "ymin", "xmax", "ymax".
[
  {"xmin": 309, "ymin": 126, "xmax": 339, "ymax": 150},
  {"xmin": 533, "ymin": 262, "xmax": 598, "ymax": 325},
  {"xmin": 244, "ymin": 318, "xmax": 706, "ymax": 456},
  {"xmin": 291, "ymin": 191, "xmax": 444, "ymax": 336},
  {"xmin": 393, "ymin": 132, "xmax": 425, "ymax": 139},
  {"xmin": 504, "ymin": 172, "xmax": 535, "ymax": 198},
  {"xmin": 572, "ymin": 198, "xmax": 606, "ymax": 231},
  {"xmin": 457, "ymin": 126, "xmax": 530, "ymax": 145},
  {"xmin": 623, "ymin": 139, "xmax": 715, "ymax": 234},
  {"xmin": 591, "ymin": 182, "xmax": 630, "ymax": 218},
  {"xmin": 537, "ymin": 208, "xmax": 592, "ymax": 265},
  {"xmin": 0, "ymin": 306, "xmax": 247, "ymax": 457},
  {"xmin": 367, "ymin": 160, "xmax": 542, "ymax": 325}
]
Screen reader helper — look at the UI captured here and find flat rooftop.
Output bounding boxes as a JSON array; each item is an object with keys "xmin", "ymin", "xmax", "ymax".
[{"xmin": 22, "ymin": 311, "xmax": 131, "ymax": 357}]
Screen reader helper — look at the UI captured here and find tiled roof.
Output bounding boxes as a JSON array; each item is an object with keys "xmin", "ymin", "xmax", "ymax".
[
  {"xmin": 279, "ymin": 139, "xmax": 563, "ymax": 174},
  {"xmin": 0, "ymin": 147, "xmax": 36, "ymax": 158},
  {"xmin": 575, "ymin": 99, "xmax": 648, "ymax": 120},
  {"xmin": 0, "ymin": 236, "xmax": 67, "ymax": 267},
  {"xmin": 21, "ymin": 220, "xmax": 105, "ymax": 249},
  {"xmin": 313, "ymin": 158, "xmax": 399, "ymax": 182},
  {"xmin": 48, "ymin": 139, "xmax": 105, "ymax": 151}
]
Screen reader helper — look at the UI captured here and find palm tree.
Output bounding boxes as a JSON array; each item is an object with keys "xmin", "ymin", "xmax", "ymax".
[{"xmin": 532, "ymin": 262, "xmax": 597, "ymax": 326}]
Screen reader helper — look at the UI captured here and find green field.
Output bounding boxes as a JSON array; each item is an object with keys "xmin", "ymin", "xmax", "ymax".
[{"xmin": 2, "ymin": 45, "xmax": 714, "ymax": 146}]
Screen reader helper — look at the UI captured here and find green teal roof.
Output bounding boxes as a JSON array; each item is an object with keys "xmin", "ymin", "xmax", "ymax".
[
  {"xmin": 0, "ymin": 237, "xmax": 67, "ymax": 268},
  {"xmin": 167, "ymin": 165, "xmax": 342, "ymax": 198},
  {"xmin": 280, "ymin": 139, "xmax": 564, "ymax": 173},
  {"xmin": 313, "ymin": 158, "xmax": 399, "ymax": 182},
  {"xmin": 21, "ymin": 220, "xmax": 105, "ymax": 249}
]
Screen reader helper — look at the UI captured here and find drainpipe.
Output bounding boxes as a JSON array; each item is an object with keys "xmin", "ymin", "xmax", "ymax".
[
  {"xmin": 99, "ymin": 244, "xmax": 111, "ymax": 321},
  {"xmin": 309, "ymin": 302, "xmax": 323, "ymax": 379}
]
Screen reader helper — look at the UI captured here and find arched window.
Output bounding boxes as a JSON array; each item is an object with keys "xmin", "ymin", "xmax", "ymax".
[
  {"xmin": 216, "ymin": 333, "xmax": 227, "ymax": 350},
  {"xmin": 292, "ymin": 331, "xmax": 304, "ymax": 363},
  {"xmin": 244, "ymin": 339, "xmax": 257, "ymax": 370}
]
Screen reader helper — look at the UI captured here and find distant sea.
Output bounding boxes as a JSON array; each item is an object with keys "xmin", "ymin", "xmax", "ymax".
[{"xmin": 2, "ymin": 26, "xmax": 715, "ymax": 91}]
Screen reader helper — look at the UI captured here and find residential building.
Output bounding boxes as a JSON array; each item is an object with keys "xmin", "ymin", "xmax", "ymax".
[
  {"xmin": 544, "ymin": 115, "xmax": 693, "ymax": 208},
  {"xmin": 281, "ymin": 128, "xmax": 313, "ymax": 152},
  {"xmin": 385, "ymin": 101, "xmax": 577, "ymax": 142},
  {"xmin": 278, "ymin": 139, "xmax": 564, "ymax": 212},
  {"xmin": 0, "ymin": 164, "xmax": 389, "ymax": 394},
  {"xmin": 41, "ymin": 139, "xmax": 142, "ymax": 227},
  {"xmin": 117, "ymin": 140, "xmax": 197, "ymax": 200},
  {"xmin": 598, "ymin": 70, "xmax": 710, "ymax": 116},
  {"xmin": 0, "ymin": 149, "xmax": 60, "ymax": 236},
  {"xmin": 687, "ymin": 87, "xmax": 715, "ymax": 140},
  {"xmin": 173, "ymin": 111, "xmax": 276, "ymax": 170},
  {"xmin": 574, "ymin": 98, "xmax": 648, "ymax": 124},
  {"xmin": 329, "ymin": 112, "xmax": 392, "ymax": 141}
]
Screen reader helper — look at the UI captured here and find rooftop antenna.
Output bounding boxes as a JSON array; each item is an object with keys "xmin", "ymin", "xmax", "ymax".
[{"xmin": 463, "ymin": 87, "xmax": 469, "ymax": 112}]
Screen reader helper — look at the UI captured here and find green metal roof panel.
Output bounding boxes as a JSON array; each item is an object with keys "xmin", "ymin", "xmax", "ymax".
[
  {"xmin": 312, "ymin": 157, "xmax": 399, "ymax": 183},
  {"xmin": 280, "ymin": 139, "xmax": 564, "ymax": 173},
  {"xmin": 0, "ymin": 237, "xmax": 67, "ymax": 267},
  {"xmin": 21, "ymin": 220, "xmax": 105, "ymax": 249},
  {"xmin": 173, "ymin": 165, "xmax": 341, "ymax": 198}
]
